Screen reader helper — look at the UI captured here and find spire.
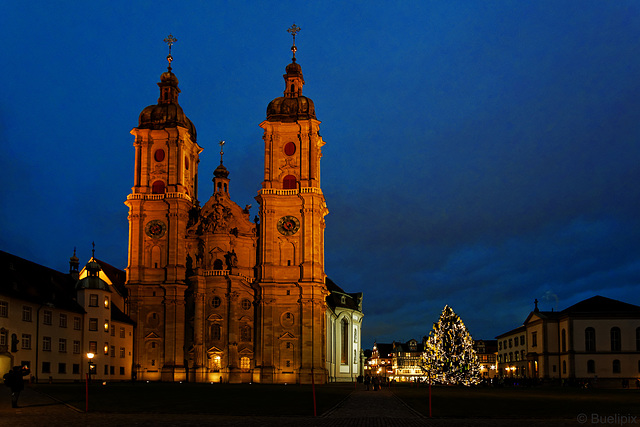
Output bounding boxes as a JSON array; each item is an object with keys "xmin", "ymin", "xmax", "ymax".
[
  {"xmin": 213, "ymin": 140, "xmax": 230, "ymax": 195},
  {"xmin": 287, "ymin": 23, "xmax": 301, "ymax": 62},
  {"xmin": 158, "ymin": 34, "xmax": 180, "ymax": 104},
  {"xmin": 284, "ymin": 24, "xmax": 304, "ymax": 98},
  {"xmin": 69, "ymin": 247, "xmax": 79, "ymax": 279}
]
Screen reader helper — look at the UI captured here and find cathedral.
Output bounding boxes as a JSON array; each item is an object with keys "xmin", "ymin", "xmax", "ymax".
[{"xmin": 124, "ymin": 29, "xmax": 363, "ymax": 384}]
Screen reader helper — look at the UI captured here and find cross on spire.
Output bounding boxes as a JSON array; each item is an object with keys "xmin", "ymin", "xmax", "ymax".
[
  {"xmin": 163, "ymin": 34, "xmax": 177, "ymax": 66},
  {"xmin": 219, "ymin": 140, "xmax": 225, "ymax": 164},
  {"xmin": 287, "ymin": 24, "xmax": 301, "ymax": 60}
]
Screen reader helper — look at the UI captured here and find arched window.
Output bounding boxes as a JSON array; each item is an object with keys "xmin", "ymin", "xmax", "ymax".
[
  {"xmin": 611, "ymin": 327, "xmax": 621, "ymax": 352},
  {"xmin": 341, "ymin": 319, "xmax": 349, "ymax": 365},
  {"xmin": 283, "ymin": 175, "xmax": 297, "ymax": 189},
  {"xmin": 152, "ymin": 180, "xmax": 165, "ymax": 194},
  {"xmin": 612, "ymin": 359, "xmax": 621, "ymax": 374},
  {"xmin": 587, "ymin": 360, "xmax": 595, "ymax": 374},
  {"xmin": 561, "ymin": 329, "xmax": 566, "ymax": 352},
  {"xmin": 585, "ymin": 327, "xmax": 596, "ymax": 352},
  {"xmin": 213, "ymin": 259, "xmax": 223, "ymax": 270}
]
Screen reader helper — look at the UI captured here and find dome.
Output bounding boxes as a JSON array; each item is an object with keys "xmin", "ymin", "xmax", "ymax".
[
  {"xmin": 213, "ymin": 162, "xmax": 229, "ymax": 179},
  {"xmin": 266, "ymin": 96, "xmax": 316, "ymax": 122},
  {"xmin": 138, "ymin": 102, "xmax": 197, "ymax": 139},
  {"xmin": 137, "ymin": 68, "xmax": 197, "ymax": 141}
]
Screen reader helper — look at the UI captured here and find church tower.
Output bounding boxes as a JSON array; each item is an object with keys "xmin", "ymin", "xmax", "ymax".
[
  {"xmin": 125, "ymin": 36, "xmax": 202, "ymax": 381},
  {"xmin": 255, "ymin": 25, "xmax": 329, "ymax": 384}
]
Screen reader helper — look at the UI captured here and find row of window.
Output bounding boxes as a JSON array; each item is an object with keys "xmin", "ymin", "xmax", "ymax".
[
  {"xmin": 1, "ymin": 297, "xmax": 109, "ymax": 321},
  {"xmin": 40, "ymin": 362, "xmax": 126, "ymax": 376},
  {"xmin": 499, "ymin": 350, "xmax": 526, "ymax": 363},
  {"xmin": 526, "ymin": 327, "xmax": 640, "ymax": 352},
  {"xmin": 499, "ymin": 335, "xmax": 525, "ymax": 350},
  {"xmin": 207, "ymin": 324, "xmax": 251, "ymax": 342}
]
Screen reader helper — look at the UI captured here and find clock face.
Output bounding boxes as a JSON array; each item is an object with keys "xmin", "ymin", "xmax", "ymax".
[
  {"xmin": 277, "ymin": 216, "xmax": 300, "ymax": 236},
  {"xmin": 145, "ymin": 220, "xmax": 167, "ymax": 238}
]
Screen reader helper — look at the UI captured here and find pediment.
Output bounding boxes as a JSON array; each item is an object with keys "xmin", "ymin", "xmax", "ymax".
[
  {"xmin": 237, "ymin": 315, "xmax": 252, "ymax": 322},
  {"xmin": 238, "ymin": 347, "xmax": 254, "ymax": 355},
  {"xmin": 144, "ymin": 332, "xmax": 161, "ymax": 339},
  {"xmin": 278, "ymin": 332, "xmax": 296, "ymax": 340},
  {"xmin": 207, "ymin": 314, "xmax": 224, "ymax": 322},
  {"xmin": 206, "ymin": 345, "xmax": 223, "ymax": 354}
]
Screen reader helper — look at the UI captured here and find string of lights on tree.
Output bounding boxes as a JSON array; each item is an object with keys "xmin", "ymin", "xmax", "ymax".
[{"xmin": 421, "ymin": 305, "xmax": 481, "ymax": 386}]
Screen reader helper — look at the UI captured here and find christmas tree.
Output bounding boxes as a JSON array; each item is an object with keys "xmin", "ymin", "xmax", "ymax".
[{"xmin": 421, "ymin": 305, "xmax": 480, "ymax": 386}]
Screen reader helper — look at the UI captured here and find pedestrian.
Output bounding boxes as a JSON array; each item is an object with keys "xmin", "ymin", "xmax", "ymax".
[
  {"xmin": 3, "ymin": 365, "xmax": 30, "ymax": 408},
  {"xmin": 364, "ymin": 375, "xmax": 370, "ymax": 391},
  {"xmin": 372, "ymin": 376, "xmax": 379, "ymax": 391}
]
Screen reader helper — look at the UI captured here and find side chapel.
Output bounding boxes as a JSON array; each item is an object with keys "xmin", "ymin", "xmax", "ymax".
[{"xmin": 124, "ymin": 28, "xmax": 363, "ymax": 384}]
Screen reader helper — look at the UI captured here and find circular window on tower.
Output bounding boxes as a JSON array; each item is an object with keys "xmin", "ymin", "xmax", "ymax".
[
  {"xmin": 284, "ymin": 142, "xmax": 296, "ymax": 156},
  {"xmin": 154, "ymin": 149, "xmax": 165, "ymax": 162},
  {"xmin": 211, "ymin": 296, "xmax": 221, "ymax": 308},
  {"xmin": 241, "ymin": 299, "xmax": 252, "ymax": 310}
]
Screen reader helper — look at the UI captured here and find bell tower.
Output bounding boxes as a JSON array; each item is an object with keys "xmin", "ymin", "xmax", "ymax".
[
  {"xmin": 125, "ymin": 35, "xmax": 202, "ymax": 382},
  {"xmin": 255, "ymin": 25, "xmax": 329, "ymax": 384}
]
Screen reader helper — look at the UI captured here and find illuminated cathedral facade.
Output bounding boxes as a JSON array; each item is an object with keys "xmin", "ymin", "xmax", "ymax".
[{"xmin": 124, "ymin": 30, "xmax": 363, "ymax": 384}]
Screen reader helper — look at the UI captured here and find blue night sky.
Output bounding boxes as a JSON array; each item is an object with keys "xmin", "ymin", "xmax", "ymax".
[{"xmin": 2, "ymin": 1, "xmax": 640, "ymax": 347}]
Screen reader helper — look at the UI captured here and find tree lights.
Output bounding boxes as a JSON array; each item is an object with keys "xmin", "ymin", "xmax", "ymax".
[{"xmin": 421, "ymin": 305, "xmax": 481, "ymax": 386}]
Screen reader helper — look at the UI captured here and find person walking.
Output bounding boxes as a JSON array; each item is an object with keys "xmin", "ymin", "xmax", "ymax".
[{"xmin": 3, "ymin": 365, "xmax": 30, "ymax": 408}]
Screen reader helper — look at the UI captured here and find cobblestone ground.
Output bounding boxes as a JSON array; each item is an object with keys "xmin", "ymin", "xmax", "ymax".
[{"xmin": 0, "ymin": 386, "xmax": 577, "ymax": 426}]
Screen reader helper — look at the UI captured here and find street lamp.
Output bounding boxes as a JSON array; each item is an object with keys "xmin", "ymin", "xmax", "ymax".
[
  {"xmin": 86, "ymin": 352, "xmax": 95, "ymax": 413},
  {"xmin": 87, "ymin": 352, "xmax": 95, "ymax": 383}
]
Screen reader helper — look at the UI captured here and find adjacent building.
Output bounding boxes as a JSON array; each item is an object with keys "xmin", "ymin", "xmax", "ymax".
[
  {"xmin": 497, "ymin": 296, "xmax": 640, "ymax": 386},
  {"xmin": 0, "ymin": 250, "xmax": 134, "ymax": 382}
]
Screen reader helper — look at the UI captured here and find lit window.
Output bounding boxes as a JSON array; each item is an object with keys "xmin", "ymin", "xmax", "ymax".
[
  {"xmin": 240, "ymin": 357, "xmax": 250, "ymax": 371},
  {"xmin": 104, "ymin": 320, "xmax": 110, "ymax": 332},
  {"xmin": 104, "ymin": 343, "xmax": 109, "ymax": 355},
  {"xmin": 120, "ymin": 347, "xmax": 125, "ymax": 358},
  {"xmin": 104, "ymin": 297, "xmax": 109, "ymax": 309}
]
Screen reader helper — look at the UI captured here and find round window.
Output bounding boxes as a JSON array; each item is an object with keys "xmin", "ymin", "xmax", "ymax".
[
  {"xmin": 154, "ymin": 149, "xmax": 165, "ymax": 162},
  {"xmin": 241, "ymin": 299, "xmax": 252, "ymax": 310},
  {"xmin": 211, "ymin": 296, "xmax": 221, "ymax": 308},
  {"xmin": 284, "ymin": 142, "xmax": 296, "ymax": 156}
]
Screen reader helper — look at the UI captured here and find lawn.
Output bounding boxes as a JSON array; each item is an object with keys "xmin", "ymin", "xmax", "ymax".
[
  {"xmin": 32, "ymin": 382, "xmax": 353, "ymax": 416},
  {"xmin": 392, "ymin": 383, "xmax": 640, "ymax": 419}
]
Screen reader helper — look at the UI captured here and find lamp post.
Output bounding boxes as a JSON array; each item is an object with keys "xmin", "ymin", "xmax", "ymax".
[{"xmin": 86, "ymin": 352, "xmax": 94, "ymax": 413}]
